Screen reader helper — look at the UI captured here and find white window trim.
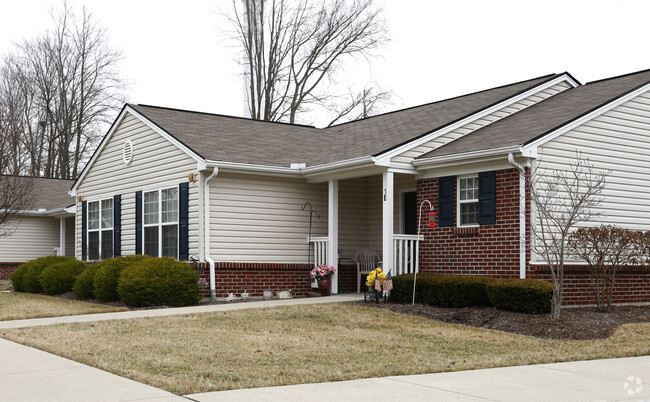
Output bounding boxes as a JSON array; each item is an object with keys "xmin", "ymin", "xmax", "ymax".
[
  {"xmin": 457, "ymin": 175, "xmax": 479, "ymax": 228},
  {"xmin": 142, "ymin": 186, "xmax": 179, "ymax": 258},
  {"xmin": 87, "ymin": 198, "xmax": 113, "ymax": 261}
]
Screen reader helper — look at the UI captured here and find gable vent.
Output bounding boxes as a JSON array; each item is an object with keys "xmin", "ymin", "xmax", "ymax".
[{"xmin": 122, "ymin": 140, "xmax": 134, "ymax": 166}]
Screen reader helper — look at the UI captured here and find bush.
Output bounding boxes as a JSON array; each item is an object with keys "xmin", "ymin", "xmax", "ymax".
[
  {"xmin": 486, "ymin": 278, "xmax": 552, "ymax": 314},
  {"xmin": 94, "ymin": 255, "xmax": 150, "ymax": 302},
  {"xmin": 20, "ymin": 256, "xmax": 75, "ymax": 293},
  {"xmin": 118, "ymin": 257, "xmax": 199, "ymax": 307},
  {"xmin": 73, "ymin": 264, "xmax": 100, "ymax": 299},
  {"xmin": 391, "ymin": 273, "xmax": 494, "ymax": 307},
  {"xmin": 10, "ymin": 264, "xmax": 29, "ymax": 292},
  {"xmin": 40, "ymin": 260, "xmax": 87, "ymax": 295},
  {"xmin": 435, "ymin": 275, "xmax": 495, "ymax": 307}
]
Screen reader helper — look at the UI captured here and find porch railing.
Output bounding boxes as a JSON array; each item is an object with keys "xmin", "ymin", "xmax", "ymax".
[
  {"xmin": 308, "ymin": 237, "xmax": 328, "ymax": 288},
  {"xmin": 393, "ymin": 234, "xmax": 424, "ymax": 275}
]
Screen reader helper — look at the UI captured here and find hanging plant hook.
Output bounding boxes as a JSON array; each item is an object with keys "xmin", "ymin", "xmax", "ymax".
[{"xmin": 302, "ymin": 202, "xmax": 320, "ymax": 268}]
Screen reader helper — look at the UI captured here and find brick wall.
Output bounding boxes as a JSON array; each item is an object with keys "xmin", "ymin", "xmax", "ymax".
[
  {"xmin": 416, "ymin": 167, "xmax": 650, "ymax": 306},
  {"xmin": 194, "ymin": 261, "xmax": 358, "ymax": 299},
  {"xmin": 417, "ymin": 168, "xmax": 527, "ymax": 278},
  {"xmin": 0, "ymin": 262, "xmax": 22, "ymax": 280}
]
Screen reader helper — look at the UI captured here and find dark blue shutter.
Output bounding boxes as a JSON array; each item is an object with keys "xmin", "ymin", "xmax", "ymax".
[
  {"xmin": 81, "ymin": 201, "xmax": 87, "ymax": 261},
  {"xmin": 113, "ymin": 195, "xmax": 121, "ymax": 257},
  {"xmin": 478, "ymin": 171, "xmax": 497, "ymax": 225},
  {"xmin": 178, "ymin": 182, "xmax": 189, "ymax": 261},
  {"xmin": 438, "ymin": 176, "xmax": 454, "ymax": 227},
  {"xmin": 135, "ymin": 191, "xmax": 142, "ymax": 255}
]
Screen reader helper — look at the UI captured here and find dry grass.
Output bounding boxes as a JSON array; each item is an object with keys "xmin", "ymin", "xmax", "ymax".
[
  {"xmin": 0, "ymin": 292, "xmax": 127, "ymax": 321},
  {"xmin": 0, "ymin": 281, "xmax": 10, "ymax": 291},
  {"xmin": 2, "ymin": 304, "xmax": 649, "ymax": 395}
]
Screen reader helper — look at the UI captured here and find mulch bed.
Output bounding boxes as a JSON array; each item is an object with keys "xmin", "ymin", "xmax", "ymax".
[{"xmin": 352, "ymin": 301, "xmax": 650, "ymax": 340}]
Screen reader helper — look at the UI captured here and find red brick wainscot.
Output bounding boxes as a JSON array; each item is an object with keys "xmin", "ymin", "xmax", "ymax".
[
  {"xmin": 529, "ymin": 265, "xmax": 650, "ymax": 306},
  {"xmin": 0, "ymin": 262, "xmax": 22, "ymax": 280},
  {"xmin": 416, "ymin": 168, "xmax": 529, "ymax": 279},
  {"xmin": 193, "ymin": 262, "xmax": 358, "ymax": 299}
]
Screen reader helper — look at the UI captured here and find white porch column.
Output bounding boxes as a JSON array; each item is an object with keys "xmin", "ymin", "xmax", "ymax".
[
  {"xmin": 328, "ymin": 180, "xmax": 339, "ymax": 294},
  {"xmin": 382, "ymin": 171, "xmax": 394, "ymax": 275},
  {"xmin": 59, "ymin": 217, "xmax": 66, "ymax": 256}
]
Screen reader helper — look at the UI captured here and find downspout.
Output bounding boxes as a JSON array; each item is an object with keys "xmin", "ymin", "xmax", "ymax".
[
  {"xmin": 204, "ymin": 167, "xmax": 218, "ymax": 301},
  {"xmin": 507, "ymin": 153, "xmax": 527, "ymax": 279}
]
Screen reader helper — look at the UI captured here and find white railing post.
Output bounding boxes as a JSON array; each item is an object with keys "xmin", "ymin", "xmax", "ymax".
[
  {"xmin": 308, "ymin": 237, "xmax": 329, "ymax": 288},
  {"xmin": 392, "ymin": 234, "xmax": 423, "ymax": 275}
]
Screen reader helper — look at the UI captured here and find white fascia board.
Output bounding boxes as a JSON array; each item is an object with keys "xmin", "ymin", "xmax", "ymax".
[
  {"xmin": 205, "ymin": 160, "xmax": 299, "ymax": 177},
  {"xmin": 413, "ymin": 146, "xmax": 521, "ymax": 168},
  {"xmin": 378, "ymin": 74, "xmax": 578, "ymax": 161},
  {"xmin": 71, "ymin": 105, "xmax": 206, "ymax": 195},
  {"xmin": 521, "ymin": 81, "xmax": 650, "ymax": 155},
  {"xmin": 302, "ymin": 156, "xmax": 377, "ymax": 175}
]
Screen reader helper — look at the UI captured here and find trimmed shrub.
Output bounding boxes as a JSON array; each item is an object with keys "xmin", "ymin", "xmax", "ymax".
[
  {"xmin": 435, "ymin": 275, "xmax": 495, "ymax": 307},
  {"xmin": 10, "ymin": 264, "xmax": 29, "ymax": 292},
  {"xmin": 118, "ymin": 257, "xmax": 200, "ymax": 307},
  {"xmin": 72, "ymin": 264, "xmax": 100, "ymax": 299},
  {"xmin": 21, "ymin": 256, "xmax": 75, "ymax": 293},
  {"xmin": 486, "ymin": 278, "xmax": 552, "ymax": 314},
  {"xmin": 390, "ymin": 273, "xmax": 442, "ymax": 305},
  {"xmin": 94, "ymin": 255, "xmax": 150, "ymax": 302},
  {"xmin": 40, "ymin": 260, "xmax": 87, "ymax": 295}
]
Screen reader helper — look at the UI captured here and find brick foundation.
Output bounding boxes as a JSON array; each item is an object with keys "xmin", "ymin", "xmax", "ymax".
[
  {"xmin": 416, "ymin": 168, "xmax": 650, "ymax": 306},
  {"xmin": 193, "ymin": 261, "xmax": 358, "ymax": 299},
  {"xmin": 0, "ymin": 262, "xmax": 22, "ymax": 280}
]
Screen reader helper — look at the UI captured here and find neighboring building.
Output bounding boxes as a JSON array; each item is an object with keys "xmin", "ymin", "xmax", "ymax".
[
  {"xmin": 0, "ymin": 176, "xmax": 75, "ymax": 280},
  {"xmin": 70, "ymin": 69, "xmax": 650, "ymax": 305}
]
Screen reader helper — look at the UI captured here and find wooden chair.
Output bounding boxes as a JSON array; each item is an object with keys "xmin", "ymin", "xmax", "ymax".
[{"xmin": 354, "ymin": 248, "xmax": 381, "ymax": 293}]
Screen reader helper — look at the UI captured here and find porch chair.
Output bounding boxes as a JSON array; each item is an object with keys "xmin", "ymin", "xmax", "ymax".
[{"xmin": 354, "ymin": 248, "xmax": 381, "ymax": 293}]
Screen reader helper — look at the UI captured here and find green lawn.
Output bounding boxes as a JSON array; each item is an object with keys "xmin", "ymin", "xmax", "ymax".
[
  {"xmin": 0, "ymin": 292, "xmax": 127, "ymax": 321},
  {"xmin": 2, "ymin": 303, "xmax": 648, "ymax": 395}
]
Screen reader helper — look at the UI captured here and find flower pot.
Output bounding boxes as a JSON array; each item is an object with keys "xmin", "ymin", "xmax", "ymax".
[{"xmin": 317, "ymin": 278, "xmax": 331, "ymax": 296}]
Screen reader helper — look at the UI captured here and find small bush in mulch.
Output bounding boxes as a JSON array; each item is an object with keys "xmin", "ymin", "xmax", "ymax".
[
  {"xmin": 72, "ymin": 264, "xmax": 100, "ymax": 300},
  {"xmin": 40, "ymin": 260, "xmax": 87, "ymax": 295},
  {"xmin": 391, "ymin": 273, "xmax": 495, "ymax": 308},
  {"xmin": 10, "ymin": 264, "xmax": 29, "ymax": 292},
  {"xmin": 118, "ymin": 256, "xmax": 199, "ymax": 307},
  {"xmin": 94, "ymin": 255, "xmax": 150, "ymax": 302},
  {"xmin": 486, "ymin": 278, "xmax": 552, "ymax": 314},
  {"xmin": 17, "ymin": 256, "xmax": 76, "ymax": 294}
]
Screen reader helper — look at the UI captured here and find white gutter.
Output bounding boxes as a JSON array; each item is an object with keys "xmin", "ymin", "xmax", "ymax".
[
  {"xmin": 204, "ymin": 167, "xmax": 219, "ymax": 301},
  {"xmin": 413, "ymin": 146, "xmax": 520, "ymax": 167},
  {"xmin": 507, "ymin": 153, "xmax": 527, "ymax": 279}
]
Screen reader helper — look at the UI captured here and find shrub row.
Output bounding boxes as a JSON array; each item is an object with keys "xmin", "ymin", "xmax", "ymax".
[
  {"xmin": 11, "ymin": 255, "xmax": 200, "ymax": 307},
  {"xmin": 391, "ymin": 273, "xmax": 552, "ymax": 314}
]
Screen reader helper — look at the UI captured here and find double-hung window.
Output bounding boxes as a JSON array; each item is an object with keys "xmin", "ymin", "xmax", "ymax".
[
  {"xmin": 143, "ymin": 187, "xmax": 179, "ymax": 258},
  {"xmin": 458, "ymin": 176, "xmax": 479, "ymax": 226},
  {"xmin": 88, "ymin": 199, "xmax": 113, "ymax": 260}
]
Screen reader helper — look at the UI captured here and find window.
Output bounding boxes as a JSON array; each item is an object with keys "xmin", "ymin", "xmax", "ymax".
[
  {"xmin": 143, "ymin": 187, "xmax": 178, "ymax": 258},
  {"xmin": 458, "ymin": 176, "xmax": 479, "ymax": 226},
  {"xmin": 88, "ymin": 199, "xmax": 113, "ymax": 260}
]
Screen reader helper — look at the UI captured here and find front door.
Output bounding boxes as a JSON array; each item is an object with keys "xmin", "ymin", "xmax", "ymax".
[{"xmin": 403, "ymin": 191, "xmax": 417, "ymax": 235}]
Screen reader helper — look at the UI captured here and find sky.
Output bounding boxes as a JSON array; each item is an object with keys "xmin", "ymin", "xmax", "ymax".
[{"xmin": 2, "ymin": 0, "xmax": 650, "ymax": 128}]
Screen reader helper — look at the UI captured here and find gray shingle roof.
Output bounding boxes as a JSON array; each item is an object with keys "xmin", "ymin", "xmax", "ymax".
[
  {"xmin": 1, "ymin": 176, "xmax": 75, "ymax": 211},
  {"xmin": 420, "ymin": 69, "xmax": 650, "ymax": 159},
  {"xmin": 129, "ymin": 74, "xmax": 562, "ymax": 167}
]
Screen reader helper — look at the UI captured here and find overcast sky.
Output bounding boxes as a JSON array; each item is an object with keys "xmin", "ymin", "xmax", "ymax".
[{"xmin": 2, "ymin": 0, "xmax": 650, "ymax": 127}]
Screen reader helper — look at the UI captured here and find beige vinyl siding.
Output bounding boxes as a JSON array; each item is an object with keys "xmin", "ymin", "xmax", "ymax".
[
  {"xmin": 534, "ymin": 91, "xmax": 650, "ymax": 252},
  {"xmin": 210, "ymin": 173, "xmax": 328, "ymax": 263},
  {"xmin": 75, "ymin": 112, "xmax": 200, "ymax": 259},
  {"xmin": 339, "ymin": 178, "xmax": 370, "ymax": 260},
  {"xmin": 65, "ymin": 217, "xmax": 74, "ymax": 257},
  {"xmin": 391, "ymin": 81, "xmax": 572, "ymax": 170},
  {"xmin": 0, "ymin": 216, "xmax": 60, "ymax": 262}
]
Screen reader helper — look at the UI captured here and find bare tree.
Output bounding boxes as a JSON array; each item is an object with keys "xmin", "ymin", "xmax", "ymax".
[
  {"xmin": 325, "ymin": 82, "xmax": 392, "ymax": 127},
  {"xmin": 0, "ymin": 176, "xmax": 36, "ymax": 236},
  {"xmin": 223, "ymin": 0, "xmax": 388, "ymax": 125},
  {"xmin": 569, "ymin": 225, "xmax": 643, "ymax": 311},
  {"xmin": 528, "ymin": 153, "xmax": 609, "ymax": 319},
  {"xmin": 0, "ymin": 2, "xmax": 125, "ymax": 179}
]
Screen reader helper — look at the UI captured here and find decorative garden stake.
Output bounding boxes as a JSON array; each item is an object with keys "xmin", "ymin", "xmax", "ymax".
[
  {"xmin": 414, "ymin": 200, "xmax": 434, "ymax": 305},
  {"xmin": 301, "ymin": 202, "xmax": 321, "ymax": 267}
]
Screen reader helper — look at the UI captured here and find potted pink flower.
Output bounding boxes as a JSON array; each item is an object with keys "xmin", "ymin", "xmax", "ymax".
[{"xmin": 310, "ymin": 264, "xmax": 336, "ymax": 296}]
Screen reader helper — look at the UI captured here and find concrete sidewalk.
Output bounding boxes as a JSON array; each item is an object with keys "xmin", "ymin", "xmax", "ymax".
[
  {"xmin": 0, "ymin": 293, "xmax": 363, "ymax": 329},
  {"xmin": 188, "ymin": 356, "xmax": 650, "ymax": 401}
]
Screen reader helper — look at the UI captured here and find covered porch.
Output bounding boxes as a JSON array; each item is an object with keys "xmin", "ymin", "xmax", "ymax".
[{"xmin": 307, "ymin": 170, "xmax": 425, "ymax": 293}]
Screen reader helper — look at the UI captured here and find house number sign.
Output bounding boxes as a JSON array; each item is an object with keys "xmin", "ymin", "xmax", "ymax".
[{"xmin": 384, "ymin": 189, "xmax": 387, "ymax": 201}]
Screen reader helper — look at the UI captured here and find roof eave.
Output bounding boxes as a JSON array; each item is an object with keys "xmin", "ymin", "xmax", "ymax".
[{"xmin": 413, "ymin": 146, "xmax": 522, "ymax": 169}]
